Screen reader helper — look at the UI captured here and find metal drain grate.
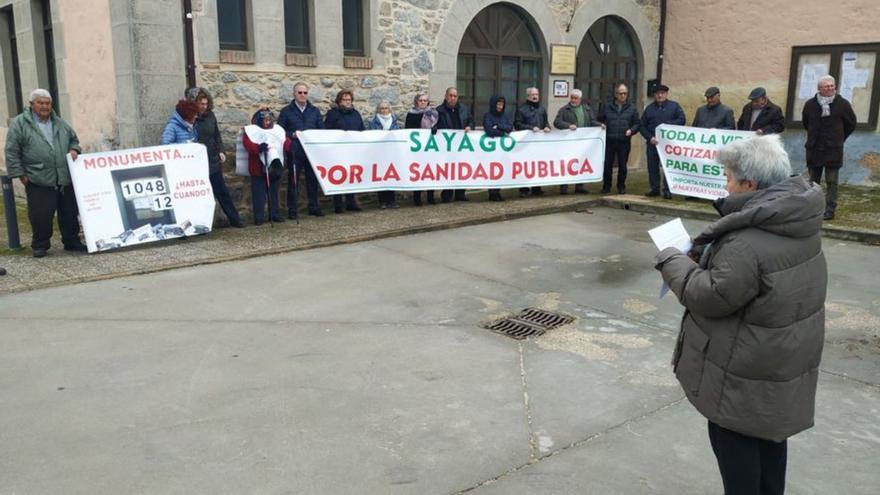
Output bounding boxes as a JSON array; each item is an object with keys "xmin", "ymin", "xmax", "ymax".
[{"xmin": 483, "ymin": 308, "xmax": 575, "ymax": 340}]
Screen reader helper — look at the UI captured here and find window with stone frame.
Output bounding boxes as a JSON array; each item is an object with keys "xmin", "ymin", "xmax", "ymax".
[
  {"xmin": 217, "ymin": 0, "xmax": 249, "ymax": 51},
  {"xmin": 342, "ymin": 0, "xmax": 365, "ymax": 56},
  {"xmin": 284, "ymin": 0, "xmax": 310, "ymax": 54}
]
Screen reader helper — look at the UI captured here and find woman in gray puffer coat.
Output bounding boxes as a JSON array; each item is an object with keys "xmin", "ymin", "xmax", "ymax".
[{"xmin": 655, "ymin": 134, "xmax": 826, "ymax": 495}]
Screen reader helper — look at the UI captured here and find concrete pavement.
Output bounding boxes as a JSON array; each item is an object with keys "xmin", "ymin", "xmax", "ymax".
[{"xmin": 0, "ymin": 209, "xmax": 878, "ymax": 494}]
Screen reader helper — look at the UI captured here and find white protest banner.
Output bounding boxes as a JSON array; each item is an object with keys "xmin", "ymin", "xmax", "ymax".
[
  {"xmin": 656, "ymin": 124, "xmax": 755, "ymax": 200},
  {"xmin": 67, "ymin": 143, "xmax": 215, "ymax": 253},
  {"xmin": 297, "ymin": 128, "xmax": 605, "ymax": 194}
]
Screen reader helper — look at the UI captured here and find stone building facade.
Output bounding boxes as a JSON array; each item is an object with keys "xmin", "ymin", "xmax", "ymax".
[
  {"xmin": 1, "ymin": 0, "xmax": 661, "ymax": 165},
  {"xmin": 2, "ymin": 0, "xmax": 876, "ymax": 187}
]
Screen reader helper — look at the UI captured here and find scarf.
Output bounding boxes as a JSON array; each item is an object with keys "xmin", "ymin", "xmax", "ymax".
[
  {"xmin": 376, "ymin": 113, "xmax": 394, "ymax": 130},
  {"xmin": 817, "ymin": 93, "xmax": 835, "ymax": 117},
  {"xmin": 420, "ymin": 107, "xmax": 439, "ymax": 129}
]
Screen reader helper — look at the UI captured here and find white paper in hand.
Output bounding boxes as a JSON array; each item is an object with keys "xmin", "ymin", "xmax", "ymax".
[{"xmin": 649, "ymin": 218, "xmax": 692, "ymax": 298}]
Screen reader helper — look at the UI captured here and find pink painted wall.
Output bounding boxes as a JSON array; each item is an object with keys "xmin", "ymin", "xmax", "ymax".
[
  {"xmin": 663, "ymin": 0, "xmax": 880, "ymax": 123},
  {"xmin": 56, "ymin": 0, "xmax": 117, "ymax": 150}
]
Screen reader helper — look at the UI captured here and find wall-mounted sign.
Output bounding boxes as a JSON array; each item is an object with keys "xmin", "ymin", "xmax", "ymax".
[
  {"xmin": 550, "ymin": 44, "xmax": 577, "ymax": 75},
  {"xmin": 553, "ymin": 80, "xmax": 570, "ymax": 98}
]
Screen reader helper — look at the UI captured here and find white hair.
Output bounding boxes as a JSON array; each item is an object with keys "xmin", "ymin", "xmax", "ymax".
[
  {"xmin": 817, "ymin": 75, "xmax": 836, "ymax": 88},
  {"xmin": 29, "ymin": 89, "xmax": 52, "ymax": 102},
  {"xmin": 718, "ymin": 134, "xmax": 792, "ymax": 189},
  {"xmin": 570, "ymin": 89, "xmax": 583, "ymax": 98},
  {"xmin": 293, "ymin": 81, "xmax": 308, "ymax": 91},
  {"xmin": 526, "ymin": 87, "xmax": 539, "ymax": 94}
]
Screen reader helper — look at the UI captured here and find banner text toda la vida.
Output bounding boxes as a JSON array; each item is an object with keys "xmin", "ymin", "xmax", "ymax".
[
  {"xmin": 656, "ymin": 124, "xmax": 755, "ymax": 200},
  {"xmin": 296, "ymin": 128, "xmax": 606, "ymax": 194}
]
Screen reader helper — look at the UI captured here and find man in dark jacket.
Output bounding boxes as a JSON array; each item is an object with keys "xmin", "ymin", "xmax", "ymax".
[
  {"xmin": 4, "ymin": 88, "xmax": 85, "ymax": 257},
  {"xmin": 435, "ymin": 87, "xmax": 474, "ymax": 202},
  {"xmin": 655, "ymin": 134, "xmax": 826, "ymax": 495},
  {"xmin": 514, "ymin": 87, "xmax": 551, "ymax": 197},
  {"xmin": 640, "ymin": 84, "xmax": 686, "ymax": 198},
  {"xmin": 554, "ymin": 89, "xmax": 602, "ymax": 194},
  {"xmin": 692, "ymin": 86, "xmax": 736, "ymax": 130},
  {"xmin": 278, "ymin": 82, "xmax": 324, "ymax": 217},
  {"xmin": 188, "ymin": 87, "xmax": 244, "ymax": 228},
  {"xmin": 597, "ymin": 83, "xmax": 639, "ymax": 194},
  {"xmin": 802, "ymin": 75, "xmax": 857, "ymax": 220},
  {"xmin": 737, "ymin": 87, "xmax": 785, "ymax": 135}
]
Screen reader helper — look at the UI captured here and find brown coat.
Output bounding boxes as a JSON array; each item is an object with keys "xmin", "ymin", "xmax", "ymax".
[
  {"xmin": 802, "ymin": 94, "xmax": 857, "ymax": 168},
  {"xmin": 655, "ymin": 176, "xmax": 827, "ymax": 442}
]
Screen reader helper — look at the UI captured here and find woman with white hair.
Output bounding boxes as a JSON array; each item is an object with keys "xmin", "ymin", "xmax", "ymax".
[
  {"xmin": 654, "ymin": 134, "xmax": 827, "ymax": 495},
  {"xmin": 369, "ymin": 100, "xmax": 400, "ymax": 209}
]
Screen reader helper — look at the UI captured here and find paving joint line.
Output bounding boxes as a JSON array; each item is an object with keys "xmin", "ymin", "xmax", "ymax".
[
  {"xmin": 820, "ymin": 368, "xmax": 880, "ymax": 389},
  {"xmin": 518, "ymin": 342, "xmax": 538, "ymax": 462},
  {"xmin": 452, "ymin": 396, "xmax": 687, "ymax": 494}
]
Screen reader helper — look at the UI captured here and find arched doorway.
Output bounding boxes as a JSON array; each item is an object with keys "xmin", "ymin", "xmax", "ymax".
[
  {"xmin": 456, "ymin": 3, "xmax": 544, "ymax": 124},
  {"xmin": 576, "ymin": 16, "xmax": 640, "ymax": 107}
]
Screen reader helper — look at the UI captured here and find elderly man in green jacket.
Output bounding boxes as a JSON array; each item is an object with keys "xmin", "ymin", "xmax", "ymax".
[{"xmin": 4, "ymin": 88, "xmax": 85, "ymax": 257}]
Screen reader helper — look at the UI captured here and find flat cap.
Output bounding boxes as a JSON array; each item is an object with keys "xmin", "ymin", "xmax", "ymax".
[
  {"xmin": 655, "ymin": 83, "xmax": 670, "ymax": 92},
  {"xmin": 748, "ymin": 87, "xmax": 767, "ymax": 100},
  {"xmin": 704, "ymin": 86, "xmax": 720, "ymax": 97}
]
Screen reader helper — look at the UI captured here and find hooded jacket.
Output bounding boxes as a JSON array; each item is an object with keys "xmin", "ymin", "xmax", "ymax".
[
  {"xmin": 655, "ymin": 175, "xmax": 827, "ymax": 442},
  {"xmin": 4, "ymin": 109, "xmax": 81, "ymax": 187},
  {"xmin": 482, "ymin": 95, "xmax": 513, "ymax": 137},
  {"xmin": 161, "ymin": 111, "xmax": 196, "ymax": 145}
]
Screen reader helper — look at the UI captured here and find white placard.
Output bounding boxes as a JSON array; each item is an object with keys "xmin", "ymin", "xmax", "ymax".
[
  {"xmin": 297, "ymin": 128, "xmax": 606, "ymax": 194},
  {"xmin": 67, "ymin": 143, "xmax": 215, "ymax": 253}
]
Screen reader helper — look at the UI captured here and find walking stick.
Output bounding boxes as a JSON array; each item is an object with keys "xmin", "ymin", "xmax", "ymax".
[{"xmin": 262, "ymin": 147, "xmax": 273, "ymax": 228}]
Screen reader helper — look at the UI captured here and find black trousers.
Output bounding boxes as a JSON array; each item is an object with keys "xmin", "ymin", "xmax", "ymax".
[
  {"xmin": 377, "ymin": 190, "xmax": 396, "ymax": 204},
  {"xmin": 25, "ymin": 183, "xmax": 81, "ymax": 250},
  {"xmin": 412, "ymin": 190, "xmax": 435, "ymax": 204},
  {"xmin": 603, "ymin": 140, "xmax": 631, "ymax": 190},
  {"xmin": 290, "ymin": 153, "xmax": 321, "ymax": 214},
  {"xmin": 646, "ymin": 144, "xmax": 669, "ymax": 194},
  {"xmin": 209, "ymin": 171, "xmax": 242, "ymax": 224},
  {"xmin": 250, "ymin": 175, "xmax": 281, "ymax": 223},
  {"xmin": 708, "ymin": 421, "xmax": 787, "ymax": 495},
  {"xmin": 441, "ymin": 189, "xmax": 467, "ymax": 202}
]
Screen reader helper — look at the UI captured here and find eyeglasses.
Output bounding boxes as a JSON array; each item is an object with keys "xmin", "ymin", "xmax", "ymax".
[
  {"xmin": 616, "ymin": 92, "xmax": 628, "ymax": 95},
  {"xmin": 297, "ymin": 91, "xmax": 308, "ymax": 95}
]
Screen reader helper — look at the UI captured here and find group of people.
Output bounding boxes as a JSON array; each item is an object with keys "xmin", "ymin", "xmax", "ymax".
[
  {"xmin": 3, "ymin": 73, "xmax": 857, "ymax": 255},
  {"xmin": 635, "ymin": 78, "xmax": 855, "ymax": 219}
]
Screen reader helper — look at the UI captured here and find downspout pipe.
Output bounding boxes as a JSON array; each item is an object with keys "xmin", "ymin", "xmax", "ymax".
[
  {"xmin": 183, "ymin": 0, "xmax": 196, "ymax": 88},
  {"xmin": 657, "ymin": 0, "xmax": 667, "ymax": 83}
]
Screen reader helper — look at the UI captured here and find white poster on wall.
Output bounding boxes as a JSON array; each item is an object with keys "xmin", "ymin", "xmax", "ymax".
[
  {"xmin": 67, "ymin": 143, "xmax": 215, "ymax": 253},
  {"xmin": 798, "ymin": 63, "xmax": 828, "ymax": 99}
]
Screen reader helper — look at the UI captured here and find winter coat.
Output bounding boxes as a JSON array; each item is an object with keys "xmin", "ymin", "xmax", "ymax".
[
  {"xmin": 324, "ymin": 107, "xmax": 366, "ymax": 132},
  {"xmin": 639, "ymin": 100, "xmax": 686, "ymax": 142},
  {"xmin": 692, "ymin": 103, "xmax": 736, "ymax": 130},
  {"xmin": 368, "ymin": 114, "xmax": 400, "ymax": 130},
  {"xmin": 802, "ymin": 94, "xmax": 857, "ymax": 168},
  {"xmin": 277, "ymin": 101, "xmax": 324, "ymax": 159},
  {"xmin": 4, "ymin": 110, "xmax": 81, "ymax": 187},
  {"xmin": 655, "ymin": 175, "xmax": 827, "ymax": 443},
  {"xmin": 554, "ymin": 102, "xmax": 599, "ymax": 130},
  {"xmin": 436, "ymin": 101, "xmax": 474, "ymax": 130},
  {"xmin": 482, "ymin": 96, "xmax": 513, "ymax": 137},
  {"xmin": 514, "ymin": 101, "xmax": 549, "ymax": 131},
  {"xmin": 161, "ymin": 111, "xmax": 196, "ymax": 145},
  {"xmin": 194, "ymin": 110, "xmax": 224, "ymax": 174},
  {"xmin": 737, "ymin": 100, "xmax": 785, "ymax": 134},
  {"xmin": 597, "ymin": 100, "xmax": 640, "ymax": 141}
]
